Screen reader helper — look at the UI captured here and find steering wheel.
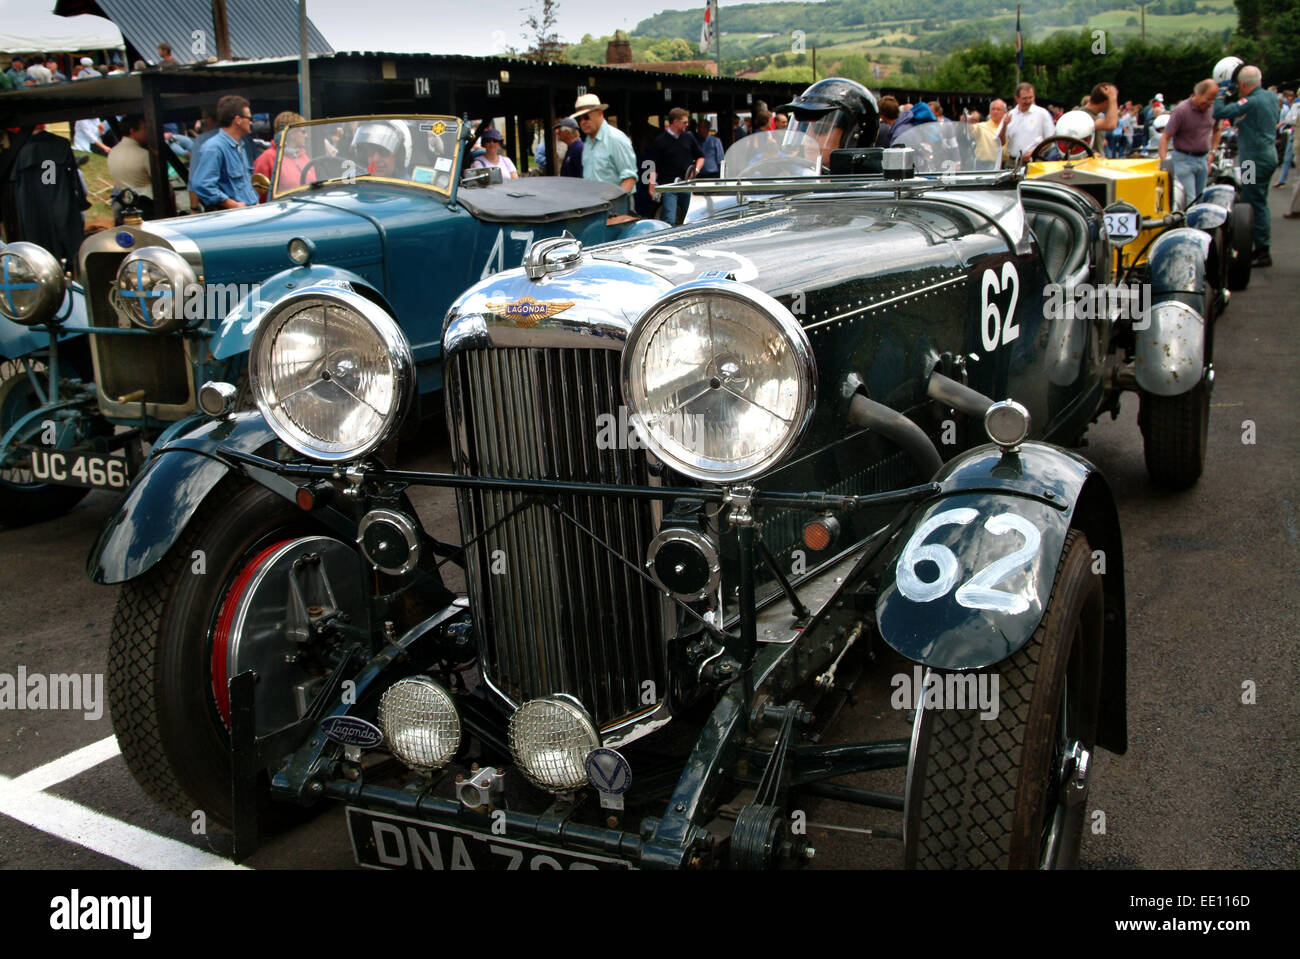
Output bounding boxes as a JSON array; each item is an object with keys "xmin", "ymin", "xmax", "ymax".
[
  {"xmin": 298, "ymin": 154, "xmax": 350, "ymax": 184},
  {"xmin": 1024, "ymin": 136, "xmax": 1096, "ymax": 164}
]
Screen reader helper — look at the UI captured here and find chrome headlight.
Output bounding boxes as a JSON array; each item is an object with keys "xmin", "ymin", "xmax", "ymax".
[
  {"xmin": 0, "ymin": 242, "xmax": 66, "ymax": 326},
  {"xmin": 115, "ymin": 247, "xmax": 198, "ymax": 333},
  {"xmin": 509, "ymin": 696, "xmax": 600, "ymax": 793},
  {"xmin": 378, "ymin": 677, "xmax": 461, "ymax": 770},
  {"xmin": 621, "ymin": 281, "xmax": 816, "ymax": 483},
  {"xmin": 250, "ymin": 286, "xmax": 414, "ymax": 462}
]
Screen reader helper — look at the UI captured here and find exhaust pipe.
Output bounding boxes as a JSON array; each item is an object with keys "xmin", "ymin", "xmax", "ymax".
[
  {"xmin": 847, "ymin": 394, "xmax": 943, "ymax": 478},
  {"xmin": 926, "ymin": 371, "xmax": 993, "ymax": 419}
]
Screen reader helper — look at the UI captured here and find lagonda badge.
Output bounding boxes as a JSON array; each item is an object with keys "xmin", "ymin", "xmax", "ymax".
[
  {"xmin": 484, "ymin": 296, "xmax": 575, "ymax": 328},
  {"xmin": 432, "ymin": 121, "xmax": 446, "ymax": 135},
  {"xmin": 320, "ymin": 716, "xmax": 383, "ymax": 748}
]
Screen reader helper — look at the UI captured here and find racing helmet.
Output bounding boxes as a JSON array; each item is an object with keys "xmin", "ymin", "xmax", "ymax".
[
  {"xmin": 1055, "ymin": 110, "xmax": 1096, "ymax": 141},
  {"xmin": 780, "ymin": 77, "xmax": 880, "ymax": 152},
  {"xmin": 351, "ymin": 120, "xmax": 411, "ymax": 168},
  {"xmin": 1152, "ymin": 113, "xmax": 1171, "ymax": 133},
  {"xmin": 1213, "ymin": 56, "xmax": 1244, "ymax": 85}
]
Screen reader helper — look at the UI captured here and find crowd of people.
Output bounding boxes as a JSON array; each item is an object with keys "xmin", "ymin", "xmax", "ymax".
[
  {"xmin": 0, "ymin": 43, "xmax": 183, "ymax": 90},
  {"xmin": 6, "ymin": 46, "xmax": 1296, "ymax": 262}
]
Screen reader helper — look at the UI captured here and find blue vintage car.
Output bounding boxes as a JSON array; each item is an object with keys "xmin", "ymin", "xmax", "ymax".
[{"xmin": 0, "ymin": 114, "xmax": 664, "ymax": 526}]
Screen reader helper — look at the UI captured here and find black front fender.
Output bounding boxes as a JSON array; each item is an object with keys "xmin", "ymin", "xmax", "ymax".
[
  {"xmin": 86, "ymin": 412, "xmax": 279, "ymax": 584},
  {"xmin": 873, "ymin": 441, "xmax": 1127, "ymax": 752}
]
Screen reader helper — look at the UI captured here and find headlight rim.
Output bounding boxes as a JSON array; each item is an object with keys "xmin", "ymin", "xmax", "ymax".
[
  {"xmin": 508, "ymin": 694, "xmax": 601, "ymax": 793},
  {"xmin": 249, "ymin": 285, "xmax": 415, "ymax": 463},
  {"xmin": 115, "ymin": 245, "xmax": 198, "ymax": 334},
  {"xmin": 620, "ymin": 279, "xmax": 817, "ymax": 484},
  {"xmin": 0, "ymin": 241, "xmax": 67, "ymax": 327},
  {"xmin": 378, "ymin": 675, "xmax": 462, "ymax": 771}
]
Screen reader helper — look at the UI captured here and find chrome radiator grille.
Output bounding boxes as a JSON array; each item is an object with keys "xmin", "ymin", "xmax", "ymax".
[{"xmin": 448, "ymin": 347, "xmax": 666, "ymax": 728}]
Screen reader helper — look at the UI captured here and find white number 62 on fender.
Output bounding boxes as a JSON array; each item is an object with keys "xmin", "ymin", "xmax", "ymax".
[{"xmin": 873, "ymin": 493, "xmax": 1075, "ymax": 671}]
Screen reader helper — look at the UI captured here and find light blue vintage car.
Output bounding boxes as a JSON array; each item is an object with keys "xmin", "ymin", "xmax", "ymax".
[{"xmin": 0, "ymin": 114, "xmax": 664, "ymax": 526}]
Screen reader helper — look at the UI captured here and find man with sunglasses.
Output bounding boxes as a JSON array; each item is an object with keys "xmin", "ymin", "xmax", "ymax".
[
  {"xmin": 570, "ymin": 94, "xmax": 636, "ymax": 192},
  {"xmin": 191, "ymin": 95, "xmax": 259, "ymax": 211}
]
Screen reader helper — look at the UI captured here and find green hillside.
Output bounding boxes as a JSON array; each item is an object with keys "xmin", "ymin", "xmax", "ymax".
[{"xmin": 566, "ymin": 0, "xmax": 1243, "ymax": 90}]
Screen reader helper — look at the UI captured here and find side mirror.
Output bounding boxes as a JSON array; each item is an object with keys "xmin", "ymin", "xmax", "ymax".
[{"xmin": 1102, "ymin": 200, "xmax": 1140, "ymax": 246}]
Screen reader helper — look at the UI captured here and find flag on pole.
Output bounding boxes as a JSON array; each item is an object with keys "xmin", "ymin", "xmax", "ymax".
[
  {"xmin": 1015, "ymin": 5, "xmax": 1023, "ymax": 73},
  {"xmin": 700, "ymin": 0, "xmax": 715, "ymax": 55}
]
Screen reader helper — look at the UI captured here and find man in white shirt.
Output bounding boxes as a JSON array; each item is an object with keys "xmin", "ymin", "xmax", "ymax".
[
  {"xmin": 107, "ymin": 115, "xmax": 154, "ymax": 210},
  {"xmin": 999, "ymin": 82, "xmax": 1055, "ymax": 162},
  {"xmin": 73, "ymin": 117, "xmax": 111, "ymax": 156}
]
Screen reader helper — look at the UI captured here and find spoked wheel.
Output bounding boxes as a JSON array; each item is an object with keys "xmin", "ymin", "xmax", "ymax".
[
  {"xmin": 1139, "ymin": 376, "xmax": 1211, "ymax": 490},
  {"xmin": 107, "ymin": 478, "xmax": 371, "ymax": 826},
  {"xmin": 904, "ymin": 532, "xmax": 1103, "ymax": 869},
  {"xmin": 0, "ymin": 357, "xmax": 91, "ymax": 527}
]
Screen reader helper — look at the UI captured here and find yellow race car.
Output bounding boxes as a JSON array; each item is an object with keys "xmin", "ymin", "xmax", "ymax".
[{"xmin": 1024, "ymin": 131, "xmax": 1253, "ymax": 295}]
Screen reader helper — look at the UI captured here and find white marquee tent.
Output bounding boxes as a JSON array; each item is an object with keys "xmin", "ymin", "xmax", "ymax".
[{"xmin": 0, "ymin": 2, "xmax": 124, "ymax": 55}]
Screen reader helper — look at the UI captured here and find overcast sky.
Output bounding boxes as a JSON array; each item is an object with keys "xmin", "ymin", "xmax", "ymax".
[
  {"xmin": 3, "ymin": 1, "xmax": 752, "ymax": 58},
  {"xmin": 303, "ymin": 0, "xmax": 744, "ymax": 57}
]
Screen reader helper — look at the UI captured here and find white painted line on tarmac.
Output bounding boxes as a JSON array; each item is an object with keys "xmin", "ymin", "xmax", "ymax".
[
  {"xmin": 0, "ymin": 736, "xmax": 247, "ymax": 870},
  {"xmin": 8, "ymin": 735, "xmax": 121, "ymax": 793}
]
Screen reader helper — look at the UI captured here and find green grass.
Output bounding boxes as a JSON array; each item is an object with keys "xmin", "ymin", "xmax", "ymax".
[
  {"xmin": 73, "ymin": 150, "xmax": 115, "ymax": 227},
  {"xmin": 1085, "ymin": 8, "xmax": 1237, "ymax": 38}
]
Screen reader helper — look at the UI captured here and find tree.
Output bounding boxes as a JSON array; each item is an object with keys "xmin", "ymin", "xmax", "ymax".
[
  {"xmin": 1233, "ymin": 0, "xmax": 1300, "ymax": 82},
  {"xmin": 836, "ymin": 53, "xmax": 874, "ymax": 84},
  {"xmin": 521, "ymin": 0, "xmax": 566, "ymax": 62}
]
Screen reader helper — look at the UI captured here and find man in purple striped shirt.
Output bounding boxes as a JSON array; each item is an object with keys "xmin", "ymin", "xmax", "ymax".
[{"xmin": 1159, "ymin": 80, "xmax": 1221, "ymax": 205}]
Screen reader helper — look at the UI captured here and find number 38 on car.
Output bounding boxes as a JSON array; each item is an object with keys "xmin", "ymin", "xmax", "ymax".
[{"xmin": 91, "ymin": 80, "xmax": 1160, "ymax": 869}]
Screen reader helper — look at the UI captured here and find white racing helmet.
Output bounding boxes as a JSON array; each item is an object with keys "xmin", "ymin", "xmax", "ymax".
[
  {"xmin": 1213, "ymin": 56, "xmax": 1244, "ymax": 86},
  {"xmin": 1152, "ymin": 113, "xmax": 1171, "ymax": 133},
  {"xmin": 1055, "ymin": 110, "xmax": 1096, "ymax": 141},
  {"xmin": 351, "ymin": 120, "xmax": 412, "ymax": 168}
]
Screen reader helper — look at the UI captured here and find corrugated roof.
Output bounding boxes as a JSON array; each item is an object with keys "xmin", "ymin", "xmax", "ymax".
[
  {"xmin": 328, "ymin": 51, "xmax": 802, "ymax": 88},
  {"xmin": 63, "ymin": 0, "xmax": 332, "ymax": 64}
]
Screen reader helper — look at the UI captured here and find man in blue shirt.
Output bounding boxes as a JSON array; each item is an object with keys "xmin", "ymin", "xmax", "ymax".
[
  {"xmin": 190, "ymin": 95, "xmax": 259, "ymax": 210},
  {"xmin": 554, "ymin": 118, "xmax": 584, "ymax": 177},
  {"xmin": 1213, "ymin": 65, "xmax": 1280, "ymax": 266},
  {"xmin": 5, "ymin": 58, "xmax": 28, "ymax": 87},
  {"xmin": 696, "ymin": 117, "xmax": 724, "ymax": 176}
]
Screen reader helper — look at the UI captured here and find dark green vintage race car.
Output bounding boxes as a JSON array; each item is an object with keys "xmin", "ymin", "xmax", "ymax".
[{"xmin": 89, "ymin": 83, "xmax": 1169, "ymax": 869}]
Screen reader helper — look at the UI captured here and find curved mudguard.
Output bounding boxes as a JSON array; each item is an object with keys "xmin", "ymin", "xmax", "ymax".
[
  {"xmin": 86, "ymin": 412, "xmax": 278, "ymax": 584},
  {"xmin": 0, "ymin": 285, "xmax": 91, "ymax": 360},
  {"xmin": 873, "ymin": 441, "xmax": 1128, "ymax": 752},
  {"xmin": 1196, "ymin": 184, "xmax": 1236, "ymax": 211},
  {"xmin": 1185, "ymin": 202, "xmax": 1228, "ymax": 232},
  {"xmin": 614, "ymin": 219, "xmax": 672, "ymax": 240},
  {"xmin": 1138, "ymin": 228, "xmax": 1210, "ymax": 396},
  {"xmin": 211, "ymin": 264, "xmax": 390, "ymax": 361}
]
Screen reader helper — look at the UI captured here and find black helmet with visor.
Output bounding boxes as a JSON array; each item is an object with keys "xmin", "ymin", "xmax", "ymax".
[{"xmin": 780, "ymin": 77, "xmax": 880, "ymax": 159}]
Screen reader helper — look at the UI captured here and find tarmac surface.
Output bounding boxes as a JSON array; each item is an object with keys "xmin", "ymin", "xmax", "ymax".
[{"xmin": 0, "ymin": 190, "xmax": 1296, "ymax": 872}]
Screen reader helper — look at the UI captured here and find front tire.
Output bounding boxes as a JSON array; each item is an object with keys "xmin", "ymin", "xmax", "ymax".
[
  {"xmin": 904, "ymin": 532, "xmax": 1104, "ymax": 869},
  {"xmin": 107, "ymin": 478, "xmax": 366, "ymax": 826},
  {"xmin": 1139, "ymin": 377, "xmax": 1210, "ymax": 490}
]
